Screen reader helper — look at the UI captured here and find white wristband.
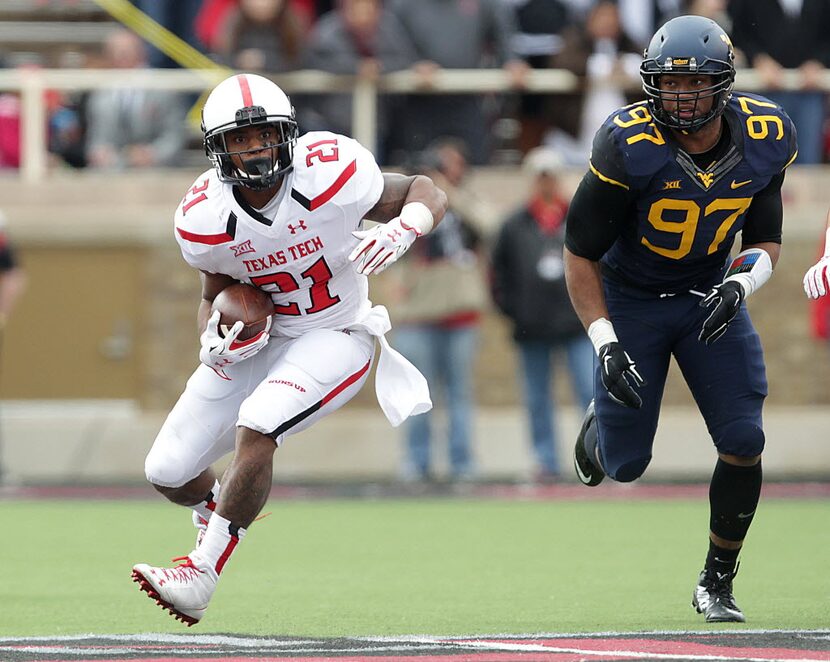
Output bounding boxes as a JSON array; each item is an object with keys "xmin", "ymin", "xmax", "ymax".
[
  {"xmin": 399, "ymin": 201, "xmax": 434, "ymax": 236},
  {"xmin": 587, "ymin": 317, "xmax": 618, "ymax": 356},
  {"xmin": 723, "ymin": 248, "xmax": 773, "ymax": 299}
]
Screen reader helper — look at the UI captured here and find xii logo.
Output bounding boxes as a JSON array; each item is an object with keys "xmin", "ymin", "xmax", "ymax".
[{"xmin": 230, "ymin": 239, "xmax": 255, "ymax": 257}]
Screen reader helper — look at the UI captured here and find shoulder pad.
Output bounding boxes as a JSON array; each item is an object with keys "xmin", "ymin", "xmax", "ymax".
[
  {"xmin": 290, "ymin": 131, "xmax": 383, "ymax": 215},
  {"xmin": 174, "ymin": 170, "xmax": 234, "ymax": 251},
  {"xmin": 727, "ymin": 93, "xmax": 798, "ymax": 177},
  {"xmin": 290, "ymin": 131, "xmax": 368, "ymax": 212},
  {"xmin": 595, "ymin": 102, "xmax": 673, "ymax": 182}
]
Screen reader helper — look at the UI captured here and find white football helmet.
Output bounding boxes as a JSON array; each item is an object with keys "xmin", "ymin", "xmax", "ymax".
[{"xmin": 201, "ymin": 73, "xmax": 298, "ymax": 190}]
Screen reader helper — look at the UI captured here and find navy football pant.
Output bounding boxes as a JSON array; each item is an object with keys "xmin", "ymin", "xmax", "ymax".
[{"xmin": 595, "ymin": 279, "xmax": 767, "ymax": 482}]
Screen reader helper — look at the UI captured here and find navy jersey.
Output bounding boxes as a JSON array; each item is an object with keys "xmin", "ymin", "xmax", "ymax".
[{"xmin": 589, "ymin": 93, "xmax": 797, "ymax": 293}]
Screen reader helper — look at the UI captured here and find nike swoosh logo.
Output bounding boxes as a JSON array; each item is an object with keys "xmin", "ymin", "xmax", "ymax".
[
  {"xmin": 574, "ymin": 456, "xmax": 593, "ymax": 484},
  {"xmin": 730, "ymin": 179, "xmax": 752, "ymax": 189},
  {"xmin": 736, "ymin": 510, "xmax": 755, "ymax": 519}
]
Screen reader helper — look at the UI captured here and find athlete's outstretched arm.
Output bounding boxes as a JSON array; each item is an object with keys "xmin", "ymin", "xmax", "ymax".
[
  {"xmin": 565, "ymin": 172, "xmax": 644, "ymax": 408},
  {"xmin": 563, "ymin": 248, "xmax": 608, "ymax": 330},
  {"xmin": 699, "ymin": 175, "xmax": 784, "ymax": 344},
  {"xmin": 563, "ymin": 167, "xmax": 628, "ymax": 330},
  {"xmin": 804, "ymin": 208, "xmax": 830, "ymax": 299},
  {"xmin": 365, "ymin": 173, "xmax": 448, "ymax": 227},
  {"xmin": 349, "ymin": 173, "xmax": 448, "ymax": 276}
]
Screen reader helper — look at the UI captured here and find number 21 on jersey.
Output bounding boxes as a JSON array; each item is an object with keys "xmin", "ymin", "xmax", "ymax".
[{"xmin": 249, "ymin": 256, "xmax": 340, "ymax": 316}]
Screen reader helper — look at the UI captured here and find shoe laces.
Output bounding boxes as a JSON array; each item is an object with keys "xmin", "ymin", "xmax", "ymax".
[
  {"xmin": 703, "ymin": 563, "xmax": 739, "ymax": 600},
  {"xmin": 162, "ymin": 556, "xmax": 204, "ymax": 583}
]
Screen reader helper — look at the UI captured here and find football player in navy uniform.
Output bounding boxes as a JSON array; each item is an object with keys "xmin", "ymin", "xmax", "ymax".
[{"xmin": 564, "ymin": 15, "xmax": 797, "ymax": 623}]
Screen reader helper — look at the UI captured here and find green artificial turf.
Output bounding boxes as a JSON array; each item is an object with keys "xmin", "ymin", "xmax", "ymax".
[{"xmin": 4, "ymin": 497, "xmax": 828, "ymax": 636}]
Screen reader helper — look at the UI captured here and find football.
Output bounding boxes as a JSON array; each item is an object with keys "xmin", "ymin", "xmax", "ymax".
[{"xmin": 211, "ymin": 283, "xmax": 274, "ymax": 341}]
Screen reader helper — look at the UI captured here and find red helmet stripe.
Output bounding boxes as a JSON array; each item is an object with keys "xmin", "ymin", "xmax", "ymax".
[{"xmin": 237, "ymin": 75, "xmax": 254, "ymax": 107}]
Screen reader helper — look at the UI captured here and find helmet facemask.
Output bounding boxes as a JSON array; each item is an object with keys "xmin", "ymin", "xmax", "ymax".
[
  {"xmin": 204, "ymin": 106, "xmax": 298, "ymax": 190},
  {"xmin": 641, "ymin": 67, "xmax": 734, "ymax": 132}
]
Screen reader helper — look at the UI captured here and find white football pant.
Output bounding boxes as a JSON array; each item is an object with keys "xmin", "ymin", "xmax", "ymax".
[{"xmin": 145, "ymin": 328, "xmax": 374, "ymax": 487}]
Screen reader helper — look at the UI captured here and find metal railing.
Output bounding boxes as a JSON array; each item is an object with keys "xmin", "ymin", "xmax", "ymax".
[{"xmin": 0, "ymin": 66, "xmax": 824, "ymax": 182}]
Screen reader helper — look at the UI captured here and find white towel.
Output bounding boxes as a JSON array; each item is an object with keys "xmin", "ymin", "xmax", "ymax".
[{"xmin": 349, "ymin": 304, "xmax": 432, "ymax": 427}]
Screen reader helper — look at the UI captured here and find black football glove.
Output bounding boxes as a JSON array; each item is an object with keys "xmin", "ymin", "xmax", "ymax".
[
  {"xmin": 698, "ymin": 281, "xmax": 744, "ymax": 345},
  {"xmin": 599, "ymin": 342, "xmax": 646, "ymax": 409}
]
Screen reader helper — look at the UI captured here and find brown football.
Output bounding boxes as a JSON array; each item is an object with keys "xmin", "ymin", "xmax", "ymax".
[{"xmin": 212, "ymin": 283, "xmax": 274, "ymax": 341}]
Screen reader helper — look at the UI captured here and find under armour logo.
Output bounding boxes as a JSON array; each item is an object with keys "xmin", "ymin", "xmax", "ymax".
[
  {"xmin": 288, "ymin": 220, "xmax": 308, "ymax": 234},
  {"xmin": 388, "ymin": 229, "xmax": 402, "ymax": 242},
  {"xmin": 230, "ymin": 239, "xmax": 255, "ymax": 257}
]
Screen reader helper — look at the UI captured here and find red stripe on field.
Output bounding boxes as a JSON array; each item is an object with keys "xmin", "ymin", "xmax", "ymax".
[
  {"xmin": 238, "ymin": 74, "xmax": 253, "ymax": 106},
  {"xmin": 6, "ymin": 481, "xmax": 830, "ymax": 501},
  {"xmin": 477, "ymin": 637, "xmax": 830, "ymax": 660},
  {"xmin": 50, "ymin": 656, "xmax": 628, "ymax": 662}
]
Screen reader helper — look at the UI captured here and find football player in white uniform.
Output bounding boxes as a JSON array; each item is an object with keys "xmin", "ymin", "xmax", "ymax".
[
  {"xmin": 131, "ymin": 73, "xmax": 447, "ymax": 625},
  {"xmin": 804, "ymin": 207, "xmax": 830, "ymax": 300}
]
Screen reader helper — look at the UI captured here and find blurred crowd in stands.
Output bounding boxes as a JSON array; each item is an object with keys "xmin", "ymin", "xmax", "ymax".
[
  {"xmin": 1, "ymin": 0, "xmax": 830, "ymax": 483},
  {"xmin": 1, "ymin": 0, "xmax": 830, "ymax": 170}
]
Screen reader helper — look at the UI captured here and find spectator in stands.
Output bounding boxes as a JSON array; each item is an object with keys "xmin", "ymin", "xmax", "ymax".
[
  {"xmin": 547, "ymin": 0, "xmax": 642, "ymax": 164},
  {"xmin": 302, "ymin": 0, "xmax": 416, "ymax": 159},
  {"xmin": 132, "ymin": 0, "xmax": 204, "ymax": 68},
  {"xmin": 49, "ymin": 94, "xmax": 89, "ymax": 169},
  {"xmin": 0, "ymin": 93, "xmax": 21, "ymax": 169},
  {"xmin": 0, "ymin": 210, "xmax": 25, "ymax": 332},
  {"xmin": 85, "ymin": 29, "xmax": 187, "ymax": 169},
  {"xmin": 616, "ymin": 0, "xmax": 683, "ymax": 49},
  {"xmin": 683, "ymin": 0, "xmax": 729, "ymax": 24},
  {"xmin": 387, "ymin": 139, "xmax": 488, "ymax": 482},
  {"xmin": 490, "ymin": 147, "xmax": 593, "ymax": 482},
  {"xmin": 0, "ymin": 209, "xmax": 26, "ymax": 485},
  {"xmin": 728, "ymin": 0, "xmax": 830, "ymax": 164},
  {"xmin": 389, "ymin": 0, "xmax": 528, "ymax": 164},
  {"xmin": 509, "ymin": 0, "xmax": 573, "ymax": 155},
  {"xmin": 196, "ymin": 0, "xmax": 319, "ymax": 53},
  {"xmin": 219, "ymin": 0, "xmax": 304, "ymax": 73}
]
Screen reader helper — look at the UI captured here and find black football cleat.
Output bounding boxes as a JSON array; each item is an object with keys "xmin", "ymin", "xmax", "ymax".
[
  {"xmin": 573, "ymin": 400, "xmax": 604, "ymax": 486},
  {"xmin": 692, "ymin": 568, "xmax": 746, "ymax": 623}
]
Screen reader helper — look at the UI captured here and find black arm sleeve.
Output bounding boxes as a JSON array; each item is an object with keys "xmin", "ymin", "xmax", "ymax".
[
  {"xmin": 564, "ymin": 171, "xmax": 632, "ymax": 261},
  {"xmin": 564, "ymin": 121, "xmax": 634, "ymax": 260},
  {"xmin": 741, "ymin": 171, "xmax": 785, "ymax": 245}
]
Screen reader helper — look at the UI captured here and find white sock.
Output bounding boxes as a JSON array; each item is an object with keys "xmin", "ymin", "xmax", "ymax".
[
  {"xmin": 190, "ymin": 513, "xmax": 246, "ymax": 579},
  {"xmin": 191, "ymin": 479, "xmax": 221, "ymax": 524}
]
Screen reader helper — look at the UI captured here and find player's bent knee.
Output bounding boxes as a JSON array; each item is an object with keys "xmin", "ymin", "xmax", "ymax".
[
  {"xmin": 144, "ymin": 436, "xmax": 201, "ymax": 488},
  {"xmin": 608, "ymin": 457, "xmax": 650, "ymax": 483},
  {"xmin": 715, "ymin": 420, "xmax": 765, "ymax": 458}
]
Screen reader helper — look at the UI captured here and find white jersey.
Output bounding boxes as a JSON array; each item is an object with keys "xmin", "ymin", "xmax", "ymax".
[{"xmin": 174, "ymin": 131, "xmax": 384, "ymax": 337}]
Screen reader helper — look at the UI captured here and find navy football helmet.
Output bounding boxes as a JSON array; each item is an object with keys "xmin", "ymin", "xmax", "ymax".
[{"xmin": 640, "ymin": 15, "xmax": 735, "ymax": 132}]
